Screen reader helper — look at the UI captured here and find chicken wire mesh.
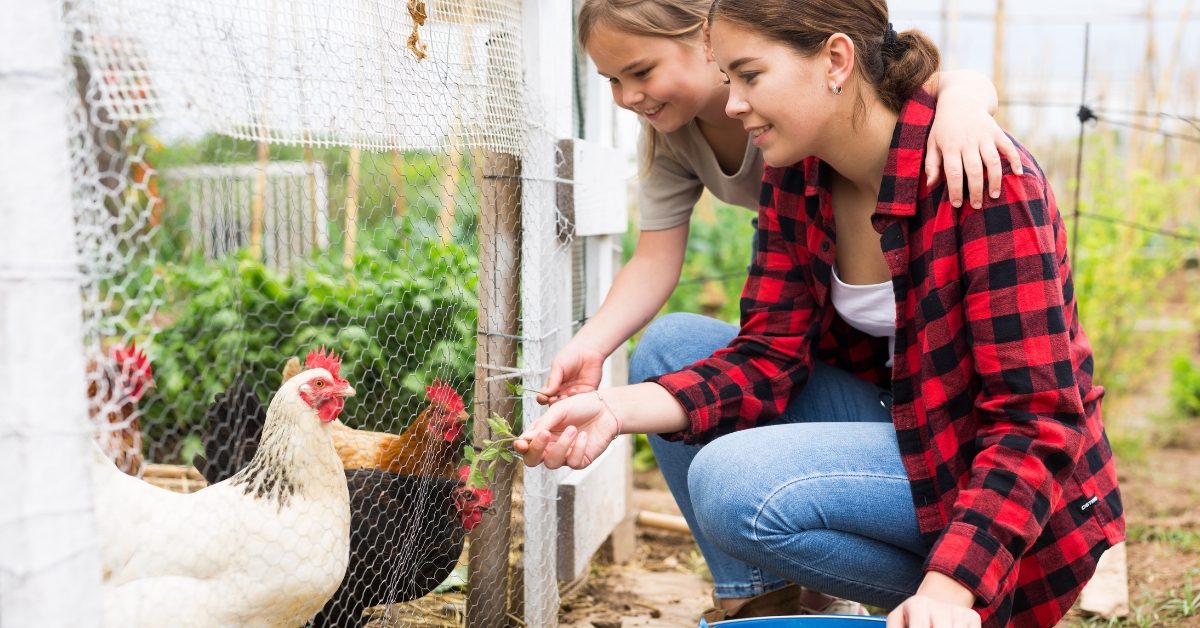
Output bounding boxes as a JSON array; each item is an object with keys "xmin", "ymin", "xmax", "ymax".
[{"xmin": 4, "ymin": 0, "xmax": 580, "ymax": 624}]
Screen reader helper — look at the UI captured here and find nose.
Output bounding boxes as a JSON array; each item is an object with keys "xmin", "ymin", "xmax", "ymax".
[
  {"xmin": 725, "ymin": 86, "xmax": 749, "ymax": 119},
  {"xmin": 619, "ymin": 86, "xmax": 644, "ymax": 110}
]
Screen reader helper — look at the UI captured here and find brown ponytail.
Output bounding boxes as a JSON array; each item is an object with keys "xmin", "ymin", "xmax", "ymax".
[{"xmin": 708, "ymin": 0, "xmax": 940, "ymax": 115}]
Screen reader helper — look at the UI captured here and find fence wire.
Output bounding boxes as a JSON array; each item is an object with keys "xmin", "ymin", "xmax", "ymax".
[{"xmin": 5, "ymin": 0, "xmax": 580, "ymax": 625}]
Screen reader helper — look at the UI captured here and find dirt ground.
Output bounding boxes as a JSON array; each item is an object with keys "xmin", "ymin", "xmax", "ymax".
[{"xmin": 559, "ymin": 406, "xmax": 1200, "ymax": 627}]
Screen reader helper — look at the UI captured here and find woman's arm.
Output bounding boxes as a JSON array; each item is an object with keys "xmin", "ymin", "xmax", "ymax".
[
  {"xmin": 537, "ymin": 224, "xmax": 689, "ymax": 402},
  {"xmin": 516, "ymin": 382, "xmax": 687, "ymax": 469},
  {"xmin": 924, "ymin": 69, "xmax": 1023, "ymax": 210}
]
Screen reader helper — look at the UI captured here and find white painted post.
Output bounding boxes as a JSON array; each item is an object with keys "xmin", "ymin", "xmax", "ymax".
[
  {"xmin": 520, "ymin": 0, "xmax": 576, "ymax": 626},
  {"xmin": 0, "ymin": 0, "xmax": 103, "ymax": 624}
]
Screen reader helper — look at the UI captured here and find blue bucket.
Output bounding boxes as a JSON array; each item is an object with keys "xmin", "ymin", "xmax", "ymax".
[{"xmin": 700, "ymin": 616, "xmax": 887, "ymax": 627}]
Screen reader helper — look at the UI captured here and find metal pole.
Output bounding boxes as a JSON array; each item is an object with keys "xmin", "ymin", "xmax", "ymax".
[{"xmin": 1072, "ymin": 23, "xmax": 1092, "ymax": 253}]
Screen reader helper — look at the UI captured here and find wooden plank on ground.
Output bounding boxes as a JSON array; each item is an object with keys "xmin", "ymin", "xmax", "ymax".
[{"xmin": 1079, "ymin": 541, "xmax": 1129, "ymax": 618}]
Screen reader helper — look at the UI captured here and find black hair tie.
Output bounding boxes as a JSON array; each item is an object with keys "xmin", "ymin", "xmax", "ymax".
[{"xmin": 882, "ymin": 22, "xmax": 902, "ymax": 58}]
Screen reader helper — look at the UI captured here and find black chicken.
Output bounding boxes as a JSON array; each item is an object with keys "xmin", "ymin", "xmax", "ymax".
[{"xmin": 193, "ymin": 375, "xmax": 467, "ymax": 627}]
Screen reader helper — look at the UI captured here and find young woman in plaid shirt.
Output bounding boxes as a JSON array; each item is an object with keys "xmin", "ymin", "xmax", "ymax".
[{"xmin": 517, "ymin": 1, "xmax": 1124, "ymax": 626}]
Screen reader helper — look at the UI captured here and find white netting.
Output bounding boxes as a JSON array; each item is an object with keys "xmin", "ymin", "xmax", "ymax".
[
  {"xmin": 81, "ymin": 0, "xmax": 527, "ymax": 154},
  {"xmin": 1, "ymin": 0, "xmax": 587, "ymax": 624}
]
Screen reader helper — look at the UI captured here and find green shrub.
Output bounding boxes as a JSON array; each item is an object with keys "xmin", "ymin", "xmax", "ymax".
[
  {"xmin": 125, "ymin": 219, "xmax": 479, "ymax": 461},
  {"xmin": 1169, "ymin": 354, "xmax": 1200, "ymax": 418}
]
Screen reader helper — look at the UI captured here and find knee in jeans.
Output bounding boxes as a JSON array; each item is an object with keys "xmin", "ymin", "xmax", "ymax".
[
  {"xmin": 686, "ymin": 439, "xmax": 754, "ymax": 547},
  {"xmin": 629, "ymin": 313, "xmax": 702, "ymax": 383}
]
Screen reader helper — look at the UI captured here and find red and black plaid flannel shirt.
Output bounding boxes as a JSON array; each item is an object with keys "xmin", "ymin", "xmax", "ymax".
[{"xmin": 652, "ymin": 89, "xmax": 1124, "ymax": 627}]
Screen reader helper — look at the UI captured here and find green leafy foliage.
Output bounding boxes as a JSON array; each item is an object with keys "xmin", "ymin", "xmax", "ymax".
[
  {"xmin": 462, "ymin": 413, "xmax": 518, "ymax": 489},
  {"xmin": 128, "ymin": 219, "xmax": 479, "ymax": 459},
  {"xmin": 1071, "ymin": 141, "xmax": 1199, "ymax": 395},
  {"xmin": 1169, "ymin": 354, "xmax": 1200, "ymax": 418}
]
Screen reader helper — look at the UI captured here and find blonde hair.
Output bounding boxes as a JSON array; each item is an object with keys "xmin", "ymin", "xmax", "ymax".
[{"xmin": 577, "ymin": 0, "xmax": 711, "ymax": 177}]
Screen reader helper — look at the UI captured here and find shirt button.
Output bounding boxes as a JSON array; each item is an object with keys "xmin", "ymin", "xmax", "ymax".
[{"xmin": 820, "ymin": 240, "xmax": 830, "ymax": 252}]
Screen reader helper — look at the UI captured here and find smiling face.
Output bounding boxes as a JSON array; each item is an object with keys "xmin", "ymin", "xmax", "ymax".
[
  {"xmin": 710, "ymin": 19, "xmax": 839, "ymax": 167},
  {"xmin": 586, "ymin": 23, "xmax": 725, "ymax": 133}
]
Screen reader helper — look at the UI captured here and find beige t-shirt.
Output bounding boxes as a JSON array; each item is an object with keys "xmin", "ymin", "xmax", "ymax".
[{"xmin": 637, "ymin": 119, "xmax": 765, "ymax": 231}]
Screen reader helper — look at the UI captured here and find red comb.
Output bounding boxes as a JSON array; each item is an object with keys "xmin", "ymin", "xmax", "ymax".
[
  {"xmin": 426, "ymin": 380, "xmax": 465, "ymax": 414},
  {"xmin": 305, "ymin": 346, "xmax": 342, "ymax": 378},
  {"xmin": 112, "ymin": 341, "xmax": 150, "ymax": 372},
  {"xmin": 112, "ymin": 341, "xmax": 153, "ymax": 399}
]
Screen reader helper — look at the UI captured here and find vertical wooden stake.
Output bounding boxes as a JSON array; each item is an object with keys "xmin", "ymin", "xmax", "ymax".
[
  {"xmin": 304, "ymin": 143, "xmax": 319, "ymax": 251},
  {"xmin": 438, "ymin": 127, "xmax": 464, "ymax": 243},
  {"xmin": 342, "ymin": 145, "xmax": 361, "ymax": 268},
  {"xmin": 469, "ymin": 148, "xmax": 522, "ymax": 628},
  {"xmin": 250, "ymin": 139, "xmax": 269, "ymax": 260},
  {"xmin": 390, "ymin": 149, "xmax": 408, "ymax": 220}
]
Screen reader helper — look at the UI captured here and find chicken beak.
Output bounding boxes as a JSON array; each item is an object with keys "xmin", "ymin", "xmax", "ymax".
[{"xmin": 338, "ymin": 384, "xmax": 356, "ymax": 398}]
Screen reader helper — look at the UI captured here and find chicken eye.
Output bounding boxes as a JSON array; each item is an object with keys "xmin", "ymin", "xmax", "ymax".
[{"xmin": 314, "ymin": 380, "xmax": 326, "ymax": 388}]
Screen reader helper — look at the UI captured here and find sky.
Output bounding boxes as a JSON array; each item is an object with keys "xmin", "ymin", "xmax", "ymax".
[{"xmin": 891, "ymin": 0, "xmax": 1200, "ymax": 138}]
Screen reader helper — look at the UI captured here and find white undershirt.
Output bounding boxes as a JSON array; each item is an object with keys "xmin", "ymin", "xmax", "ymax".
[{"xmin": 831, "ymin": 265, "xmax": 897, "ymax": 367}]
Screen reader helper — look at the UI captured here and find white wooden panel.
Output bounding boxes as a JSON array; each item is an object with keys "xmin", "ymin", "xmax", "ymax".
[
  {"xmin": 567, "ymin": 140, "xmax": 629, "ymax": 237},
  {"xmin": 556, "ymin": 434, "xmax": 633, "ymax": 581}
]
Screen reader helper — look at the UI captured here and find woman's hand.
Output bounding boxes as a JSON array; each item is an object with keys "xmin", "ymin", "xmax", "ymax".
[
  {"xmin": 536, "ymin": 340, "xmax": 608, "ymax": 405},
  {"xmin": 514, "ymin": 392, "xmax": 620, "ymax": 469},
  {"xmin": 887, "ymin": 572, "xmax": 980, "ymax": 628},
  {"xmin": 926, "ymin": 86, "xmax": 1023, "ymax": 210}
]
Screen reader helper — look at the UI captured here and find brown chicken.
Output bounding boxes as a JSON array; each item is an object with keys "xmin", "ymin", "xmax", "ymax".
[
  {"xmin": 88, "ymin": 342, "xmax": 154, "ymax": 476},
  {"xmin": 282, "ymin": 357, "xmax": 469, "ymax": 481}
]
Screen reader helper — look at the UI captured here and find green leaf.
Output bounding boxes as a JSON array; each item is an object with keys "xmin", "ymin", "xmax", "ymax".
[
  {"xmin": 433, "ymin": 564, "xmax": 469, "ymax": 593},
  {"xmin": 469, "ymin": 467, "xmax": 486, "ymax": 488}
]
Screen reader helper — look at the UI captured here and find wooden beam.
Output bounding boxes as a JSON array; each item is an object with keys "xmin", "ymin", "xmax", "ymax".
[
  {"xmin": 1079, "ymin": 542, "xmax": 1130, "ymax": 618},
  {"xmin": 556, "ymin": 435, "xmax": 633, "ymax": 581},
  {"xmin": 342, "ymin": 145, "xmax": 361, "ymax": 268},
  {"xmin": 468, "ymin": 145, "xmax": 522, "ymax": 628}
]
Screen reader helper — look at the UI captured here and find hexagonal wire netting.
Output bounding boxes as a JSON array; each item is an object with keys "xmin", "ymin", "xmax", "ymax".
[{"xmin": 27, "ymin": 0, "xmax": 577, "ymax": 624}]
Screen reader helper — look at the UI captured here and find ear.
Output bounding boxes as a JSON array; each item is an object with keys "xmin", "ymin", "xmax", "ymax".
[
  {"xmin": 702, "ymin": 23, "xmax": 715, "ymax": 62},
  {"xmin": 824, "ymin": 33, "xmax": 856, "ymax": 92}
]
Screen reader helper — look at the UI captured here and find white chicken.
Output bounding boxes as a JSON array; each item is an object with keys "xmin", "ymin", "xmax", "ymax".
[{"xmin": 90, "ymin": 348, "xmax": 356, "ymax": 628}]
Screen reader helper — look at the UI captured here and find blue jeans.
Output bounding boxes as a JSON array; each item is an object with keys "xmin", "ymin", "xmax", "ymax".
[{"xmin": 629, "ymin": 313, "xmax": 925, "ymax": 607}]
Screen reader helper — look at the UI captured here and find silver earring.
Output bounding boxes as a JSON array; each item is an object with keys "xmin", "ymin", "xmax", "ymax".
[{"xmin": 831, "ymin": 84, "xmax": 843, "ymax": 95}]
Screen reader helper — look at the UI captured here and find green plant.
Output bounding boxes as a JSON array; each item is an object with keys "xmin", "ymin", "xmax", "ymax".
[
  {"xmin": 127, "ymin": 218, "xmax": 480, "ymax": 460},
  {"xmin": 1071, "ymin": 140, "xmax": 1199, "ymax": 395},
  {"xmin": 1168, "ymin": 354, "xmax": 1200, "ymax": 418},
  {"xmin": 461, "ymin": 413, "xmax": 519, "ymax": 490}
]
